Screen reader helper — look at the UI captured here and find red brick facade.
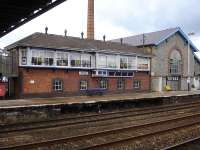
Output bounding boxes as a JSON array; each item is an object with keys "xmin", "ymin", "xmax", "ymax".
[{"xmin": 15, "ymin": 68, "xmax": 150, "ymax": 98}]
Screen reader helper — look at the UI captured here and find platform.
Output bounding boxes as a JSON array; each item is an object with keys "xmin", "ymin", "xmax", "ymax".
[
  {"xmin": 1, "ymin": 91, "xmax": 200, "ymax": 125},
  {"xmin": 1, "ymin": 91, "xmax": 200, "ymax": 109}
]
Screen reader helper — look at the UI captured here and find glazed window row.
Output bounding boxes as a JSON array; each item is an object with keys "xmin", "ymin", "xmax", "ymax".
[
  {"xmin": 20, "ymin": 49, "xmax": 150, "ymax": 71},
  {"xmin": 52, "ymin": 79, "xmax": 141, "ymax": 92}
]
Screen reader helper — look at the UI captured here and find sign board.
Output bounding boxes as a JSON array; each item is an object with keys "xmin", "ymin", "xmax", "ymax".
[
  {"xmin": 30, "ymin": 80, "xmax": 35, "ymax": 84},
  {"xmin": 167, "ymin": 76, "xmax": 180, "ymax": 81},
  {"xmin": 79, "ymin": 71, "xmax": 89, "ymax": 76},
  {"xmin": 0, "ymin": 83, "xmax": 6, "ymax": 97}
]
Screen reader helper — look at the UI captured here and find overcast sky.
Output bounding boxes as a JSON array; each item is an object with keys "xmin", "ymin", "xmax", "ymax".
[{"xmin": 0, "ymin": 0, "xmax": 200, "ymax": 49}]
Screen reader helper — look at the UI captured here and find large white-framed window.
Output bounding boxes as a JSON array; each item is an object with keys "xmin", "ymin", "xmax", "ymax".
[
  {"xmin": 56, "ymin": 52, "xmax": 68, "ymax": 66},
  {"xmin": 80, "ymin": 80, "xmax": 88, "ymax": 90},
  {"xmin": 117, "ymin": 78, "xmax": 125, "ymax": 89},
  {"xmin": 133, "ymin": 80, "xmax": 141, "ymax": 89},
  {"xmin": 81, "ymin": 54, "xmax": 91, "ymax": 68},
  {"xmin": 120, "ymin": 56, "xmax": 128, "ymax": 69},
  {"xmin": 31, "ymin": 50, "xmax": 54, "ymax": 66},
  {"xmin": 70, "ymin": 53, "xmax": 81, "ymax": 67},
  {"xmin": 53, "ymin": 79, "xmax": 63, "ymax": 92},
  {"xmin": 120, "ymin": 56, "xmax": 136, "ymax": 70},
  {"xmin": 137, "ymin": 57, "xmax": 150, "ymax": 70},
  {"xmin": 169, "ymin": 50, "xmax": 182, "ymax": 75},
  {"xmin": 98, "ymin": 54, "xmax": 107, "ymax": 68},
  {"xmin": 128, "ymin": 57, "xmax": 136, "ymax": 69},
  {"xmin": 107, "ymin": 55, "xmax": 117, "ymax": 68},
  {"xmin": 44, "ymin": 51, "xmax": 54, "ymax": 66},
  {"xmin": 99, "ymin": 79, "xmax": 108, "ymax": 89},
  {"xmin": 31, "ymin": 50, "xmax": 45, "ymax": 66}
]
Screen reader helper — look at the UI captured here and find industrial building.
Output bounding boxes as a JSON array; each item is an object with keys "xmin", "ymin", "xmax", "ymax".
[{"xmin": 112, "ymin": 27, "xmax": 200, "ymax": 91}]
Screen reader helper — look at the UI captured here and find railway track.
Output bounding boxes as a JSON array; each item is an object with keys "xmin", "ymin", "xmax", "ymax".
[
  {"xmin": 1, "ymin": 100, "xmax": 200, "ymax": 134},
  {"xmin": 162, "ymin": 136, "xmax": 200, "ymax": 150},
  {"xmin": 1, "ymin": 111, "xmax": 200, "ymax": 150}
]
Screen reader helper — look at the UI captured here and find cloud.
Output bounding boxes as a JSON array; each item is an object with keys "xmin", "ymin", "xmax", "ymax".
[
  {"xmin": 0, "ymin": 0, "xmax": 200, "ymax": 50},
  {"xmin": 95, "ymin": 0, "xmax": 200, "ymax": 35},
  {"xmin": 0, "ymin": 0, "xmax": 88, "ymax": 48}
]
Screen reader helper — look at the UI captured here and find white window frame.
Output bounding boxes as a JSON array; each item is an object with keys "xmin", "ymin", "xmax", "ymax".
[
  {"xmin": 98, "ymin": 54, "xmax": 107, "ymax": 68},
  {"xmin": 44, "ymin": 51, "xmax": 54, "ymax": 66},
  {"xmin": 21, "ymin": 49, "xmax": 27, "ymax": 65},
  {"xmin": 137, "ymin": 57, "xmax": 150, "ymax": 70},
  {"xmin": 117, "ymin": 78, "xmax": 125, "ymax": 89},
  {"xmin": 107, "ymin": 55, "xmax": 117, "ymax": 69},
  {"xmin": 133, "ymin": 80, "xmax": 141, "ymax": 89},
  {"xmin": 53, "ymin": 79, "xmax": 63, "ymax": 92},
  {"xmin": 80, "ymin": 80, "xmax": 88, "ymax": 90},
  {"xmin": 31, "ymin": 50, "xmax": 45, "ymax": 66},
  {"xmin": 56, "ymin": 52, "xmax": 68, "ymax": 66},
  {"xmin": 120, "ymin": 56, "xmax": 128, "ymax": 69},
  {"xmin": 99, "ymin": 79, "xmax": 108, "ymax": 89},
  {"xmin": 81, "ymin": 54, "xmax": 91, "ymax": 68},
  {"xmin": 70, "ymin": 53, "xmax": 81, "ymax": 67}
]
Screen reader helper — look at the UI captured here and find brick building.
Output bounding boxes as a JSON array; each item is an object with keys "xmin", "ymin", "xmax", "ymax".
[
  {"xmin": 6, "ymin": 32, "xmax": 151, "ymax": 98},
  {"xmin": 112, "ymin": 27, "xmax": 200, "ymax": 91}
]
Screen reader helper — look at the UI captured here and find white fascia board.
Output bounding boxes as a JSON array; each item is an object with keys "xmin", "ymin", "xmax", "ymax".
[
  {"xmin": 194, "ymin": 52, "xmax": 200, "ymax": 63},
  {"xmin": 155, "ymin": 28, "xmax": 179, "ymax": 46},
  {"xmin": 156, "ymin": 27, "xmax": 199, "ymax": 52}
]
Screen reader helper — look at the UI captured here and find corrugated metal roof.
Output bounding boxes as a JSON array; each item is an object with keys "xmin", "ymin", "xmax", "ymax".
[
  {"xmin": 112, "ymin": 27, "xmax": 199, "ymax": 52},
  {"xmin": 112, "ymin": 28, "xmax": 178, "ymax": 46}
]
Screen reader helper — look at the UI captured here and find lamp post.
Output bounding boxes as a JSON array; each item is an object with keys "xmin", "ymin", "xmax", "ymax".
[{"xmin": 187, "ymin": 32, "xmax": 195, "ymax": 91}]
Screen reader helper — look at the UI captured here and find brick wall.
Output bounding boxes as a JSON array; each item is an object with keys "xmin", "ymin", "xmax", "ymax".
[{"xmin": 18, "ymin": 68, "xmax": 150, "ymax": 98}]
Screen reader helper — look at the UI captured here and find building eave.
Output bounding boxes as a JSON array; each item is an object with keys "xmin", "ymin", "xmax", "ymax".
[{"xmin": 156, "ymin": 27, "xmax": 199, "ymax": 52}]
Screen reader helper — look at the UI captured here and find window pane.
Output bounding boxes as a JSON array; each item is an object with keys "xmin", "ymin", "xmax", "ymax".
[
  {"xmin": 107, "ymin": 55, "xmax": 117, "ymax": 68},
  {"xmin": 133, "ymin": 80, "xmax": 141, "ymax": 89},
  {"xmin": 120, "ymin": 57, "xmax": 128, "ymax": 69},
  {"xmin": 137, "ymin": 57, "xmax": 149, "ymax": 70},
  {"xmin": 31, "ymin": 50, "xmax": 44, "ymax": 65},
  {"xmin": 99, "ymin": 79, "xmax": 107, "ymax": 89},
  {"xmin": 21, "ymin": 49, "xmax": 27, "ymax": 65},
  {"xmin": 70, "ymin": 53, "xmax": 81, "ymax": 67},
  {"xmin": 57, "ymin": 52, "xmax": 68, "ymax": 66},
  {"xmin": 81, "ymin": 54, "xmax": 91, "ymax": 68},
  {"xmin": 169, "ymin": 58, "xmax": 181, "ymax": 74},
  {"xmin": 53, "ymin": 79, "xmax": 63, "ymax": 92},
  {"xmin": 128, "ymin": 57, "xmax": 136, "ymax": 69},
  {"xmin": 44, "ymin": 51, "xmax": 54, "ymax": 66},
  {"xmin": 80, "ymin": 80, "xmax": 88, "ymax": 90},
  {"xmin": 31, "ymin": 50, "xmax": 54, "ymax": 66},
  {"xmin": 98, "ymin": 54, "xmax": 107, "ymax": 68},
  {"xmin": 117, "ymin": 79, "xmax": 125, "ymax": 89}
]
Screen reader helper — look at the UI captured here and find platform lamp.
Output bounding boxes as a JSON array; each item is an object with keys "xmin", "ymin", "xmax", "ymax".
[{"xmin": 187, "ymin": 32, "xmax": 195, "ymax": 91}]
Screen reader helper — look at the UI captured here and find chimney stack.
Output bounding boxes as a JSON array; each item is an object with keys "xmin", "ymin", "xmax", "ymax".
[
  {"xmin": 103, "ymin": 35, "xmax": 106, "ymax": 42},
  {"xmin": 45, "ymin": 26, "xmax": 48, "ymax": 34},
  {"xmin": 120, "ymin": 38, "xmax": 123, "ymax": 45},
  {"xmin": 81, "ymin": 32, "xmax": 84, "ymax": 39},
  {"xmin": 64, "ymin": 29, "xmax": 67, "ymax": 37},
  {"xmin": 87, "ymin": 0, "xmax": 94, "ymax": 40}
]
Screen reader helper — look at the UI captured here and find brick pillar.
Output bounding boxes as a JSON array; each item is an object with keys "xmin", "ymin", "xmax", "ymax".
[{"xmin": 87, "ymin": 0, "xmax": 94, "ymax": 40}]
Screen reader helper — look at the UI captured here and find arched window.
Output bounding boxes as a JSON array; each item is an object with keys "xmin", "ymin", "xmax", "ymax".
[{"xmin": 169, "ymin": 50, "xmax": 182, "ymax": 74}]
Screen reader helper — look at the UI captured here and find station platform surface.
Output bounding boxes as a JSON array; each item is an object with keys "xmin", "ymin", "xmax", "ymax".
[{"xmin": 1, "ymin": 91, "xmax": 200, "ymax": 109}]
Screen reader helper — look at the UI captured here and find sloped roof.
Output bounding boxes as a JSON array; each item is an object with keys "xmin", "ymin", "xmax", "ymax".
[
  {"xmin": 112, "ymin": 27, "xmax": 198, "ymax": 52},
  {"xmin": 5, "ymin": 32, "xmax": 150, "ymax": 56}
]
